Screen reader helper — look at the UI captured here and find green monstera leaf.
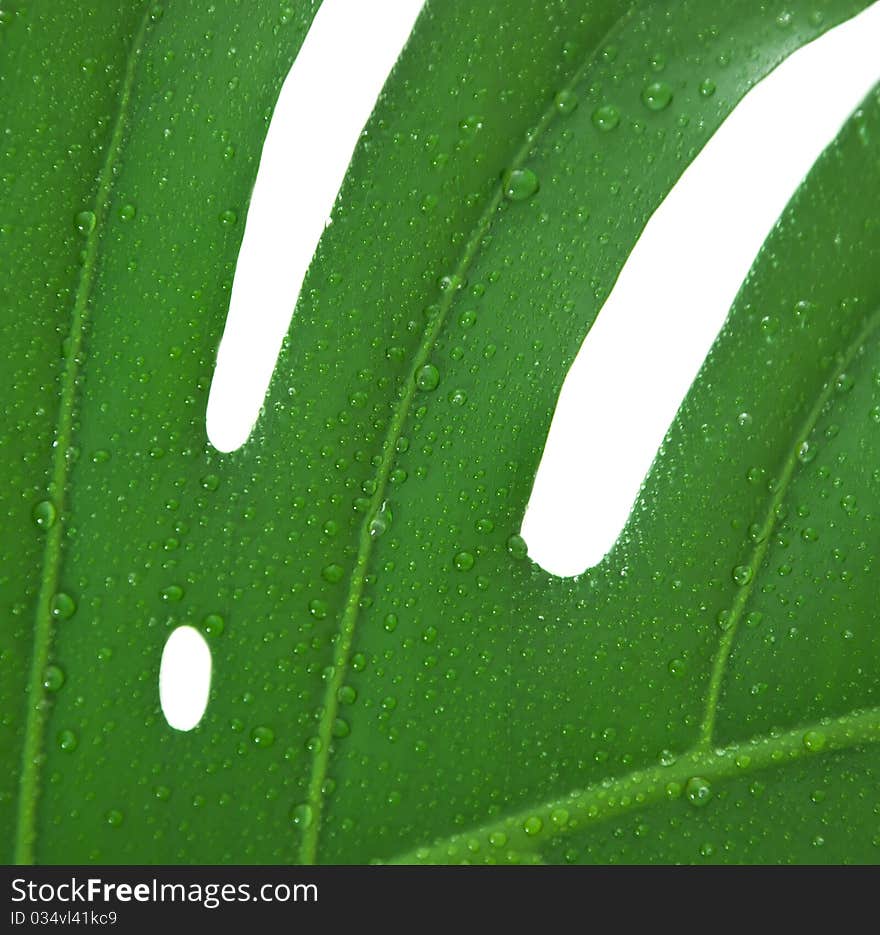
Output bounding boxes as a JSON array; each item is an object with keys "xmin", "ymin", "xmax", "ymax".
[{"xmin": 2, "ymin": 0, "xmax": 879, "ymax": 865}]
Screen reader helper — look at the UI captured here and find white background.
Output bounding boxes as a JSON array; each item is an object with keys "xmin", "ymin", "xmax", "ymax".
[{"xmin": 164, "ymin": 0, "xmax": 880, "ymax": 727}]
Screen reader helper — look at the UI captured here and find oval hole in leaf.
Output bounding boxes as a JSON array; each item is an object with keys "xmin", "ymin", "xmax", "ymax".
[
  {"xmin": 159, "ymin": 626, "xmax": 211, "ymax": 732},
  {"xmin": 206, "ymin": 0, "xmax": 426, "ymax": 453},
  {"xmin": 521, "ymin": 3, "xmax": 880, "ymax": 578}
]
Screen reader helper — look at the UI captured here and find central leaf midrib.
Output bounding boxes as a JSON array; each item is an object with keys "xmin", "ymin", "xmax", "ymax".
[
  {"xmin": 13, "ymin": 3, "xmax": 154, "ymax": 866},
  {"xmin": 296, "ymin": 7, "xmax": 642, "ymax": 864}
]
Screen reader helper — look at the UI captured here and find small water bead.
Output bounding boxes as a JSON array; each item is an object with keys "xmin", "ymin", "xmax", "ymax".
[
  {"xmin": 200, "ymin": 473, "xmax": 220, "ymax": 491},
  {"xmin": 453, "ymin": 551, "xmax": 475, "ymax": 571},
  {"xmin": 332, "ymin": 718, "xmax": 350, "ymax": 738},
  {"xmin": 797, "ymin": 440, "xmax": 816, "ymax": 463},
  {"xmin": 32, "ymin": 500, "xmax": 57, "ymax": 530},
  {"xmin": 322, "ymin": 563, "xmax": 344, "ymax": 583},
  {"xmin": 161, "ymin": 584, "xmax": 183, "ymax": 602},
  {"xmin": 415, "ymin": 364, "xmax": 440, "ymax": 392},
  {"xmin": 554, "ymin": 88, "xmax": 579, "ymax": 114},
  {"xmin": 154, "ymin": 785, "xmax": 171, "ymax": 801},
  {"xmin": 43, "ymin": 665, "xmax": 65, "ymax": 692},
  {"xmin": 105, "ymin": 809, "xmax": 124, "ymax": 827},
  {"xmin": 685, "ymin": 777, "xmax": 712, "ymax": 808},
  {"xmin": 458, "ymin": 309, "xmax": 477, "ymax": 329},
  {"xmin": 337, "ymin": 685, "xmax": 357, "ymax": 705},
  {"xmin": 218, "ymin": 208, "xmax": 238, "ymax": 226},
  {"xmin": 522, "ymin": 815, "xmax": 543, "ymax": 836},
  {"xmin": 58, "ymin": 730, "xmax": 78, "ymax": 752},
  {"xmin": 502, "ymin": 167, "xmax": 539, "ymax": 202},
  {"xmin": 118, "ymin": 202, "xmax": 137, "ymax": 221},
  {"xmin": 291, "ymin": 803, "xmax": 314, "ymax": 829},
  {"xmin": 448, "ymin": 388, "xmax": 467, "ymax": 407},
  {"xmin": 251, "ymin": 726, "xmax": 275, "ymax": 747},
  {"xmin": 50, "ymin": 592, "xmax": 76, "ymax": 620},
  {"xmin": 308, "ymin": 599, "xmax": 328, "ymax": 619},
  {"xmin": 732, "ymin": 565, "xmax": 753, "ymax": 586},
  {"xmin": 383, "ymin": 613, "xmax": 398, "ymax": 633},
  {"xmin": 506, "ymin": 534, "xmax": 527, "ymax": 560},
  {"xmin": 438, "ymin": 273, "xmax": 464, "ymax": 292},
  {"xmin": 550, "ymin": 807, "xmax": 570, "ymax": 828},
  {"xmin": 641, "ymin": 81, "xmax": 673, "ymax": 111},
  {"xmin": 74, "ymin": 210, "xmax": 95, "ymax": 234},
  {"xmin": 489, "ymin": 831, "xmax": 508, "ymax": 848},
  {"xmin": 803, "ymin": 730, "xmax": 826, "ymax": 752},
  {"xmin": 591, "ymin": 104, "xmax": 620, "ymax": 131},
  {"xmin": 369, "ymin": 511, "xmax": 390, "ymax": 539},
  {"xmin": 202, "ymin": 613, "xmax": 225, "ymax": 637},
  {"xmin": 699, "ymin": 78, "xmax": 717, "ymax": 97},
  {"xmin": 835, "ymin": 372, "xmax": 855, "ymax": 393}
]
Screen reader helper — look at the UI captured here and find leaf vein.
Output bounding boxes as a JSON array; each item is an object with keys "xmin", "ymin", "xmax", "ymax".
[
  {"xmin": 13, "ymin": 4, "xmax": 153, "ymax": 865},
  {"xmin": 699, "ymin": 306, "xmax": 880, "ymax": 747},
  {"xmin": 297, "ymin": 7, "xmax": 640, "ymax": 863}
]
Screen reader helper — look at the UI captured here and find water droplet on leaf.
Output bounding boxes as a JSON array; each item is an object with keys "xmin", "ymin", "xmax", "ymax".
[
  {"xmin": 502, "ymin": 167, "xmax": 539, "ymax": 202},
  {"xmin": 685, "ymin": 777, "xmax": 712, "ymax": 808},
  {"xmin": 591, "ymin": 105, "xmax": 620, "ymax": 131},
  {"xmin": 32, "ymin": 500, "xmax": 56, "ymax": 530},
  {"xmin": 50, "ymin": 592, "xmax": 76, "ymax": 620},
  {"xmin": 641, "ymin": 81, "xmax": 673, "ymax": 111},
  {"xmin": 415, "ymin": 364, "xmax": 440, "ymax": 392}
]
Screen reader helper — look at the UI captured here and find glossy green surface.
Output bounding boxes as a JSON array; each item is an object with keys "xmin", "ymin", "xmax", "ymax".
[{"xmin": 1, "ymin": 0, "xmax": 878, "ymax": 864}]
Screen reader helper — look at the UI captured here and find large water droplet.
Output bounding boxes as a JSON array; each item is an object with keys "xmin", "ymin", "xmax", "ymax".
[
  {"xmin": 591, "ymin": 104, "xmax": 620, "ymax": 131},
  {"xmin": 50, "ymin": 592, "xmax": 76, "ymax": 620},
  {"xmin": 502, "ymin": 167, "xmax": 539, "ymax": 202},
  {"xmin": 685, "ymin": 776, "xmax": 712, "ymax": 808},
  {"xmin": 641, "ymin": 81, "xmax": 673, "ymax": 111},
  {"xmin": 251, "ymin": 726, "xmax": 276, "ymax": 747},
  {"xmin": 74, "ymin": 210, "xmax": 95, "ymax": 234},
  {"xmin": 291, "ymin": 802, "xmax": 314, "ymax": 828},
  {"xmin": 453, "ymin": 551, "xmax": 475, "ymax": 571},
  {"xmin": 415, "ymin": 363, "xmax": 440, "ymax": 392},
  {"xmin": 32, "ymin": 500, "xmax": 57, "ymax": 530},
  {"xmin": 42, "ymin": 665, "xmax": 65, "ymax": 692}
]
